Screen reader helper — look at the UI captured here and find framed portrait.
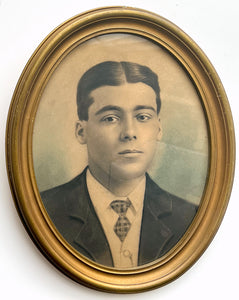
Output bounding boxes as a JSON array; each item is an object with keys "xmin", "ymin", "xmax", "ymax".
[{"xmin": 6, "ymin": 7, "xmax": 235, "ymax": 293}]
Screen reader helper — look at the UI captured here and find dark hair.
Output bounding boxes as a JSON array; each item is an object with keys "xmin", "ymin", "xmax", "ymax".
[{"xmin": 77, "ymin": 61, "xmax": 161, "ymax": 120}]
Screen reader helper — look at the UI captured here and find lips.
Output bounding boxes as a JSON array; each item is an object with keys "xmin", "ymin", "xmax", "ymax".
[{"xmin": 118, "ymin": 149, "xmax": 143, "ymax": 155}]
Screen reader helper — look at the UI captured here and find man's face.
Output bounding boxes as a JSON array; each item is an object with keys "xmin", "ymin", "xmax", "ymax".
[{"xmin": 76, "ymin": 82, "xmax": 162, "ymax": 185}]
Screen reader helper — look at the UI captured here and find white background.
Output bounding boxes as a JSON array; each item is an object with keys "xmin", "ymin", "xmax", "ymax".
[{"xmin": 1, "ymin": 1, "xmax": 238, "ymax": 299}]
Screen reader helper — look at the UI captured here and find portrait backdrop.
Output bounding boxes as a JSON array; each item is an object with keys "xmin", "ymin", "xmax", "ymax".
[{"xmin": 33, "ymin": 33, "xmax": 208, "ymax": 205}]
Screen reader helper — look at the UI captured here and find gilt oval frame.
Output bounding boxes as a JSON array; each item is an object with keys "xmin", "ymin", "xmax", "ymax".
[{"xmin": 6, "ymin": 6, "xmax": 235, "ymax": 293}]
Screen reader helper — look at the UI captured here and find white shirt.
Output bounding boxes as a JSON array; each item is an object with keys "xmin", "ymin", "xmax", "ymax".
[{"xmin": 86, "ymin": 169, "xmax": 145, "ymax": 268}]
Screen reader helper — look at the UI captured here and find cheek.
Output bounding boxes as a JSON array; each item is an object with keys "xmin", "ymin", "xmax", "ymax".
[
  {"xmin": 140, "ymin": 123, "xmax": 160, "ymax": 141},
  {"xmin": 86, "ymin": 127, "xmax": 117, "ymax": 151}
]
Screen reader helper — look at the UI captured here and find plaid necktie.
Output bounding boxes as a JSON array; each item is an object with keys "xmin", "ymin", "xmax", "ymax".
[{"xmin": 110, "ymin": 199, "xmax": 131, "ymax": 242}]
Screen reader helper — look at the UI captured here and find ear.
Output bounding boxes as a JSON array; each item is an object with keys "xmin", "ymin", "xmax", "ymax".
[
  {"xmin": 156, "ymin": 118, "xmax": 163, "ymax": 141},
  {"xmin": 75, "ymin": 121, "xmax": 87, "ymax": 144}
]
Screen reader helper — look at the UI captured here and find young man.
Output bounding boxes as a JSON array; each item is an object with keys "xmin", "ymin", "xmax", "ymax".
[{"xmin": 41, "ymin": 61, "xmax": 197, "ymax": 268}]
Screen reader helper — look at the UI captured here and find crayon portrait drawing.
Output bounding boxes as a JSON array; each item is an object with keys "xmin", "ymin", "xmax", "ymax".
[{"xmin": 33, "ymin": 34, "xmax": 209, "ymax": 269}]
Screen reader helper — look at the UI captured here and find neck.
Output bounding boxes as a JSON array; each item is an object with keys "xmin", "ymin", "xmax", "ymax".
[
  {"xmin": 88, "ymin": 166, "xmax": 145, "ymax": 197},
  {"xmin": 108, "ymin": 175, "xmax": 145, "ymax": 196}
]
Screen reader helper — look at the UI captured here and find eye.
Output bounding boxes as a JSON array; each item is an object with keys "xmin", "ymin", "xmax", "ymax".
[
  {"xmin": 136, "ymin": 113, "xmax": 152, "ymax": 122},
  {"xmin": 101, "ymin": 115, "xmax": 120, "ymax": 123}
]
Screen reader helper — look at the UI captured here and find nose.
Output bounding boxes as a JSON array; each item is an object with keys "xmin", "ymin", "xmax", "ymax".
[{"xmin": 120, "ymin": 117, "xmax": 137, "ymax": 141}]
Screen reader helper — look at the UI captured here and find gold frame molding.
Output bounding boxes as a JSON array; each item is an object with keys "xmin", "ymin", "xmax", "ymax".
[{"xmin": 6, "ymin": 7, "xmax": 235, "ymax": 293}]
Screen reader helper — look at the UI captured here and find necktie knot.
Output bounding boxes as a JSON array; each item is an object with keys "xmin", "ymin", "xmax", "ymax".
[
  {"xmin": 110, "ymin": 199, "xmax": 131, "ymax": 242},
  {"xmin": 110, "ymin": 199, "xmax": 131, "ymax": 215}
]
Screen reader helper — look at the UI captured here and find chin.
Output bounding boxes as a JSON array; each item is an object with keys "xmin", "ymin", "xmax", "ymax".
[{"xmin": 110, "ymin": 163, "xmax": 148, "ymax": 182}]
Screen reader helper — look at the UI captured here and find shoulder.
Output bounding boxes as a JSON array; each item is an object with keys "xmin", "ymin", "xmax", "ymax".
[
  {"xmin": 40, "ymin": 169, "xmax": 87, "ymax": 214},
  {"xmin": 145, "ymin": 174, "xmax": 198, "ymax": 222}
]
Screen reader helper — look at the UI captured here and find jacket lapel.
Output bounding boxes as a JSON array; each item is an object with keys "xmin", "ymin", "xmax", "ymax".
[
  {"xmin": 138, "ymin": 175, "xmax": 173, "ymax": 266},
  {"xmin": 64, "ymin": 169, "xmax": 114, "ymax": 267}
]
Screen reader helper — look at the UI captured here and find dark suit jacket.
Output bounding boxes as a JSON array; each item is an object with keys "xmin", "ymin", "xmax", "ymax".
[{"xmin": 41, "ymin": 168, "xmax": 197, "ymax": 267}]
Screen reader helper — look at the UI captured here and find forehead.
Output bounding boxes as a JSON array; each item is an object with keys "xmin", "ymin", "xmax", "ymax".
[{"xmin": 89, "ymin": 83, "xmax": 157, "ymax": 113}]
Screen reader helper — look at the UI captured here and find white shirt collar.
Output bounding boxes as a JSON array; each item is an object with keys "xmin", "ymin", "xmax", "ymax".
[{"xmin": 86, "ymin": 168, "xmax": 146, "ymax": 215}]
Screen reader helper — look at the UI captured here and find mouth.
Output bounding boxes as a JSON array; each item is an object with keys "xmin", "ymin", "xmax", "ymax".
[
  {"xmin": 119, "ymin": 149, "xmax": 143, "ymax": 154},
  {"xmin": 118, "ymin": 149, "xmax": 143, "ymax": 157}
]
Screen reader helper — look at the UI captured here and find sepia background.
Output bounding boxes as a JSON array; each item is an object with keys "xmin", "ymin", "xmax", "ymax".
[
  {"xmin": 33, "ymin": 33, "xmax": 208, "ymax": 205},
  {"xmin": 1, "ymin": 1, "xmax": 238, "ymax": 300}
]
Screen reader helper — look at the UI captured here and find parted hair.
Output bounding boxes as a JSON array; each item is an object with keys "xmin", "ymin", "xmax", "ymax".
[{"xmin": 77, "ymin": 61, "xmax": 161, "ymax": 120}]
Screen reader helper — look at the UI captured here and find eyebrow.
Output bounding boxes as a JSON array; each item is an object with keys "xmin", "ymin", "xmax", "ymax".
[
  {"xmin": 95, "ymin": 105, "xmax": 121, "ymax": 116},
  {"xmin": 134, "ymin": 105, "xmax": 156, "ymax": 113},
  {"xmin": 95, "ymin": 104, "xmax": 157, "ymax": 116}
]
